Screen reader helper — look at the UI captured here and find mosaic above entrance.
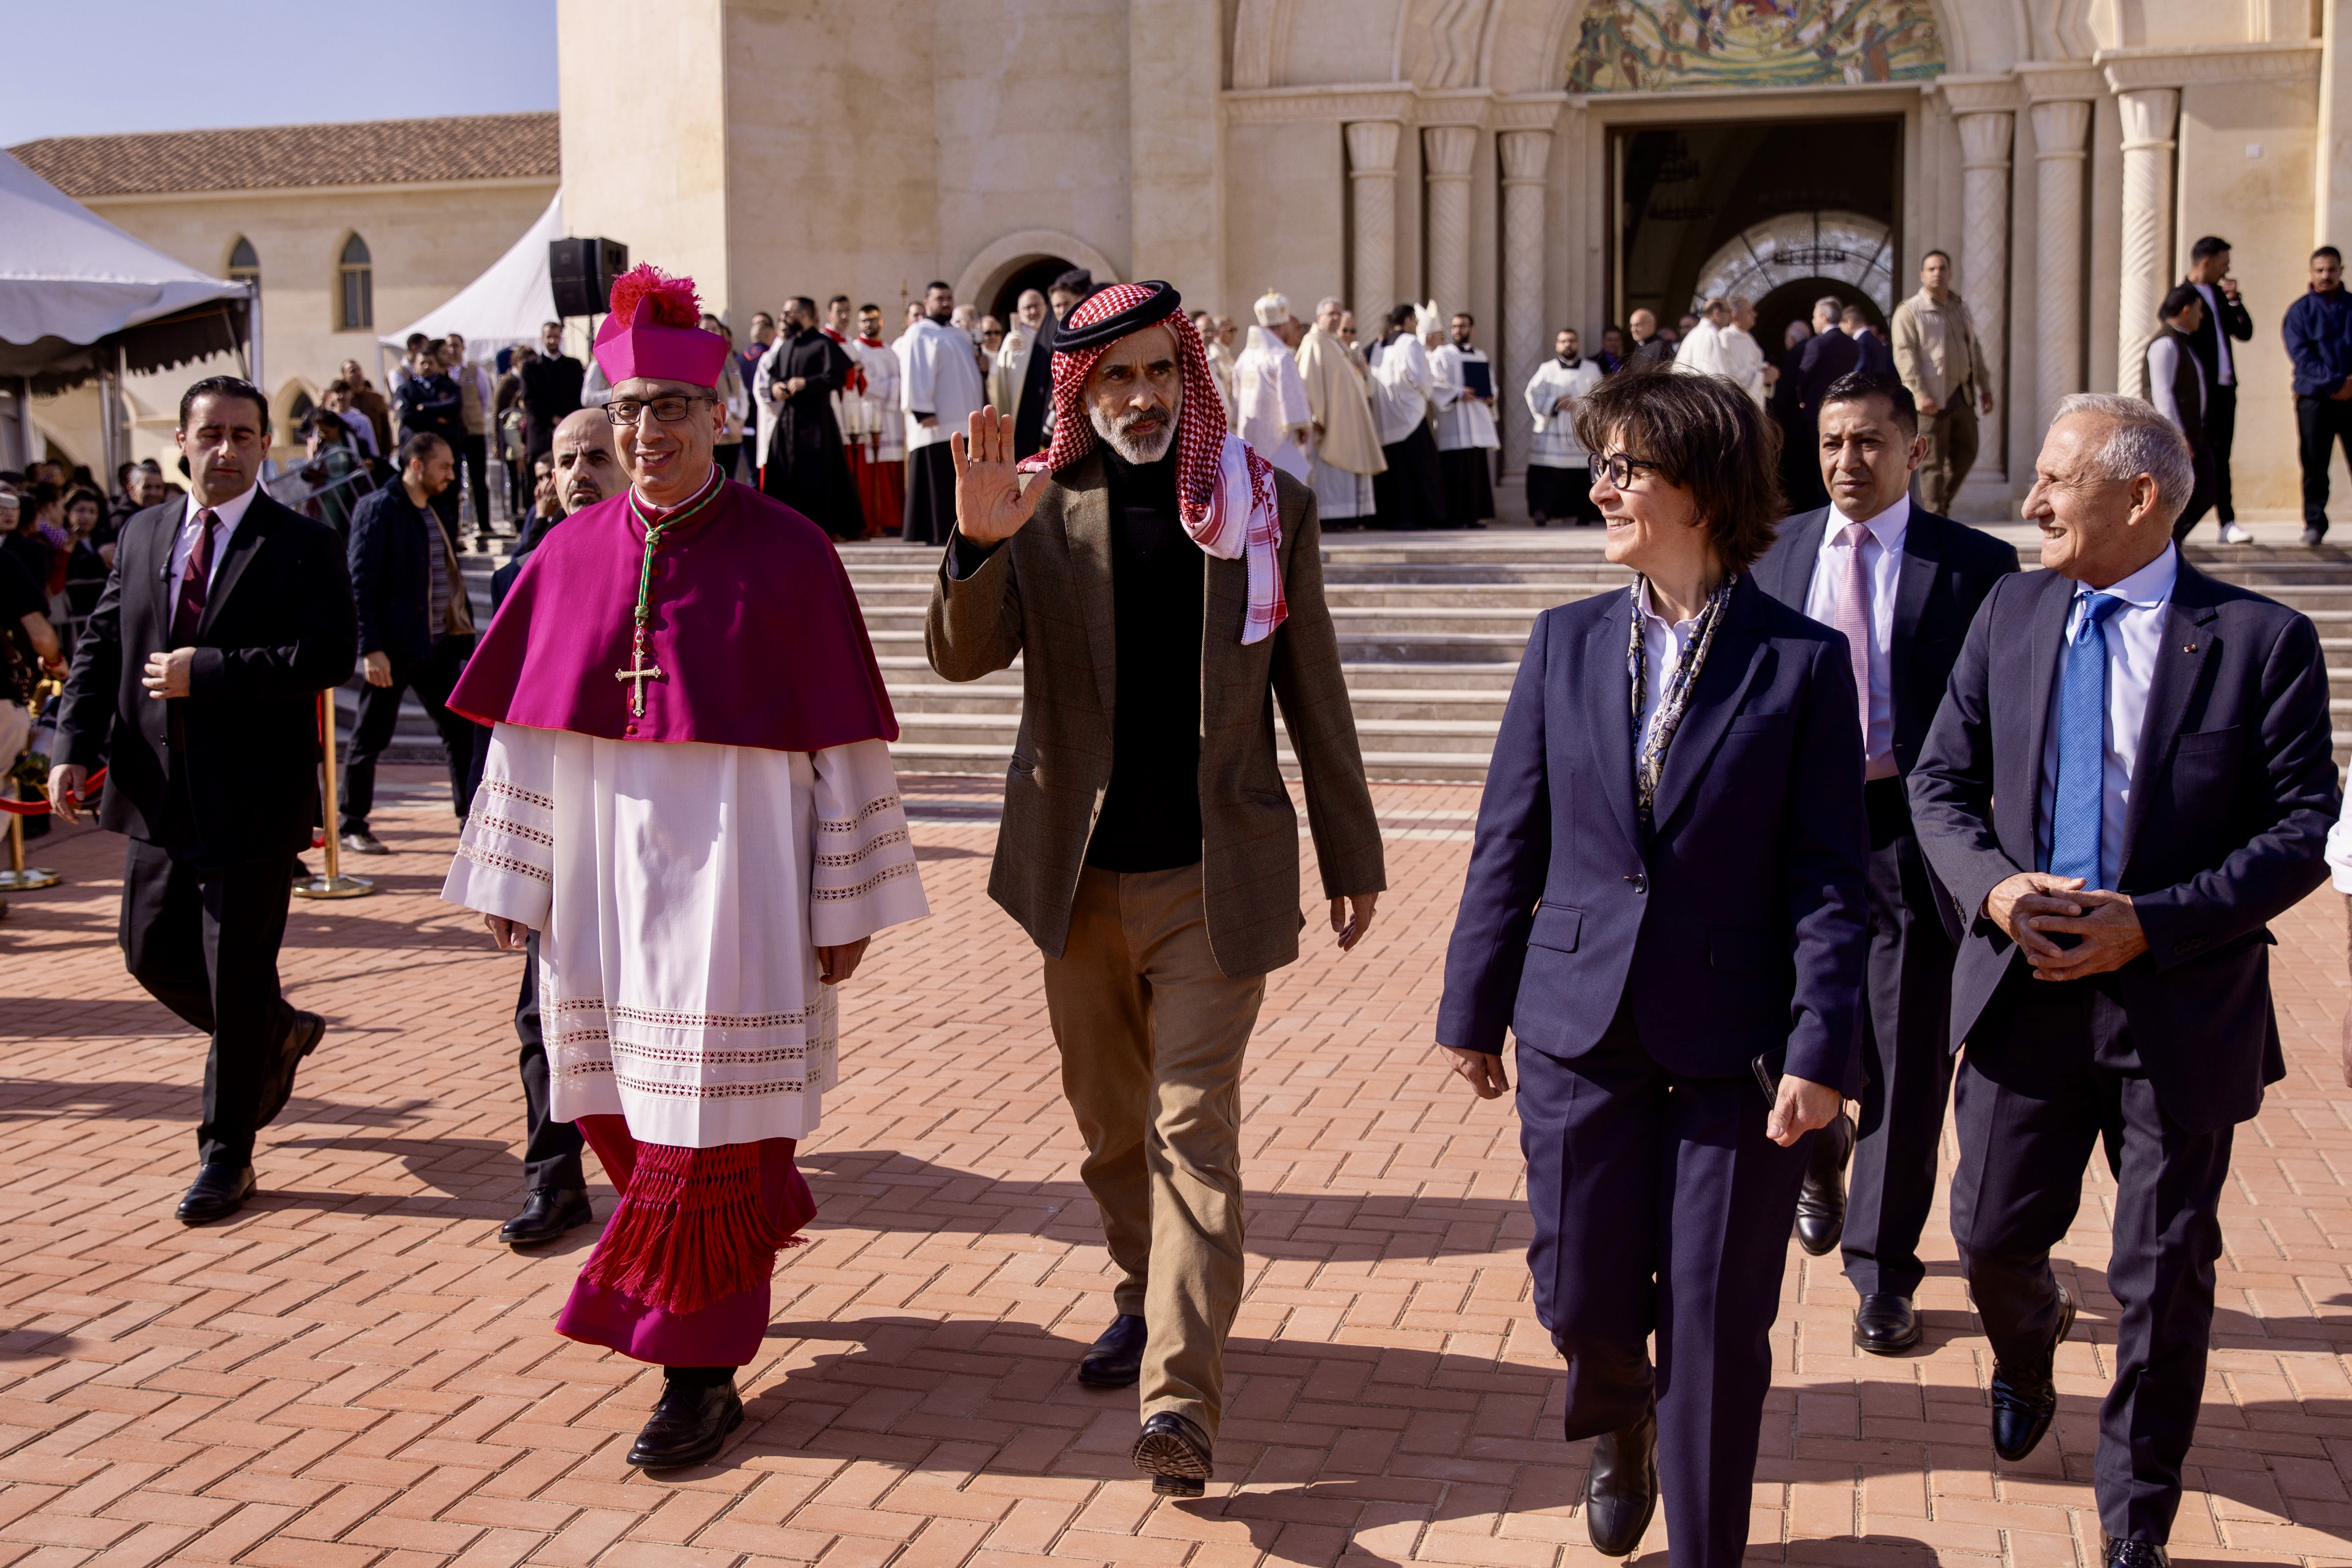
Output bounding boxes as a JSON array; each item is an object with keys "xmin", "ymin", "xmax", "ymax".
[{"xmin": 1567, "ymin": 0, "xmax": 1945, "ymax": 94}]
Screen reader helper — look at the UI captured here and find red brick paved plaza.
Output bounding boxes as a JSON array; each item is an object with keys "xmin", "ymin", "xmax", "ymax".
[{"xmin": 6, "ymin": 769, "xmax": 2352, "ymax": 1567}]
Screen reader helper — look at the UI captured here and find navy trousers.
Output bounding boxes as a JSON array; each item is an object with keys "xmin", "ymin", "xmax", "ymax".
[
  {"xmin": 1519, "ymin": 1000, "xmax": 1813, "ymax": 1568},
  {"xmin": 514, "ymin": 932, "xmax": 585, "ymax": 1193}
]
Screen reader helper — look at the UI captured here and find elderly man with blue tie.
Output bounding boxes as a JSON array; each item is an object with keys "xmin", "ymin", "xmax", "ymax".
[{"xmin": 1910, "ymin": 393, "xmax": 2338, "ymax": 1568}]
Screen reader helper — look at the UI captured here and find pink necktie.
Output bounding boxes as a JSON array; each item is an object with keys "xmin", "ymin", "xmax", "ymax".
[{"xmin": 1831, "ymin": 522, "xmax": 1872, "ymax": 756}]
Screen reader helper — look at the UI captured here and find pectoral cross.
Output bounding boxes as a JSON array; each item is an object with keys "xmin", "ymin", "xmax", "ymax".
[{"xmin": 615, "ymin": 646, "xmax": 665, "ymax": 716}]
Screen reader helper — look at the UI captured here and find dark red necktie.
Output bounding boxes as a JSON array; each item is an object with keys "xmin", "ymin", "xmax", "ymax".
[{"xmin": 169, "ymin": 508, "xmax": 218, "ymax": 647}]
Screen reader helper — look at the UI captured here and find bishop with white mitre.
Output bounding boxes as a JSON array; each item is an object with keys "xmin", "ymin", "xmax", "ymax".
[{"xmin": 442, "ymin": 264, "xmax": 927, "ymax": 1471}]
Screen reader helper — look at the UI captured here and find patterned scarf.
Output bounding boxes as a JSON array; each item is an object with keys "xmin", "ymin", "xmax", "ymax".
[
  {"xmin": 1018, "ymin": 282, "xmax": 1288, "ymax": 644},
  {"xmin": 1627, "ymin": 573, "xmax": 1739, "ymax": 827}
]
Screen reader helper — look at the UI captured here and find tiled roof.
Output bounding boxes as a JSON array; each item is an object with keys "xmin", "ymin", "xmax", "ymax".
[{"xmin": 8, "ymin": 112, "xmax": 560, "ymax": 197}]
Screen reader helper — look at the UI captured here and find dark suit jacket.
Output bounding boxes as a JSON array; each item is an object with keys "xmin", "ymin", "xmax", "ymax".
[
  {"xmin": 1908, "ymin": 557, "xmax": 2338, "ymax": 1132},
  {"xmin": 1795, "ymin": 330, "xmax": 1861, "ymax": 414},
  {"xmin": 490, "ymin": 511, "xmax": 560, "ymax": 611},
  {"xmin": 1436, "ymin": 574, "xmax": 1871, "ymax": 1091},
  {"xmin": 348, "ymin": 482, "xmax": 464, "ymax": 662},
  {"xmin": 926, "ymin": 451, "xmax": 1385, "ymax": 978},
  {"xmin": 1013, "ymin": 308, "xmax": 1058, "ymax": 460},
  {"xmin": 55, "ymin": 490, "xmax": 358, "ymax": 861},
  {"xmin": 2183, "ymin": 280, "xmax": 2254, "ymax": 387}
]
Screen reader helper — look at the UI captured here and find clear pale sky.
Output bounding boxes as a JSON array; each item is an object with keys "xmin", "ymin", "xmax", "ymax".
[{"xmin": 0, "ymin": 1, "xmax": 558, "ymax": 147}]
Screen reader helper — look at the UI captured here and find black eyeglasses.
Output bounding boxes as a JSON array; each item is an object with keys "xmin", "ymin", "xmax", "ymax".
[
  {"xmin": 1592, "ymin": 451, "xmax": 1664, "ymax": 488},
  {"xmin": 604, "ymin": 395, "xmax": 715, "ymax": 427}
]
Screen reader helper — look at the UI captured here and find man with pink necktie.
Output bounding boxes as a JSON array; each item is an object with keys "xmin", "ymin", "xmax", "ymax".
[{"xmin": 1750, "ymin": 369, "xmax": 2018, "ymax": 1354}]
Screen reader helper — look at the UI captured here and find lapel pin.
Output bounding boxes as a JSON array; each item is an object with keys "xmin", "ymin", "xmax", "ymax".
[{"xmin": 2183, "ymin": 643, "xmax": 2197, "ymax": 652}]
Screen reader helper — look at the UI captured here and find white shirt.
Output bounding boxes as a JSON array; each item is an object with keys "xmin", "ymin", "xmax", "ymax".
[
  {"xmin": 901, "ymin": 317, "xmax": 987, "ymax": 452},
  {"xmin": 168, "ymin": 482, "xmax": 260, "ymax": 593},
  {"xmin": 1525, "ymin": 357, "xmax": 1604, "ymax": 468},
  {"xmin": 1429, "ymin": 343, "xmax": 1500, "ymax": 452},
  {"xmin": 1801, "ymin": 495, "xmax": 1908, "ymax": 780},
  {"xmin": 2146, "ymin": 334, "xmax": 2206, "ymax": 439},
  {"xmin": 2036, "ymin": 545, "xmax": 2179, "ymax": 891},
  {"xmin": 1635, "ymin": 581, "xmax": 1703, "ymax": 759},
  {"xmin": 2192, "ymin": 282, "xmax": 2235, "ymax": 386},
  {"xmin": 2324, "ymin": 787, "xmax": 2352, "ymax": 892}
]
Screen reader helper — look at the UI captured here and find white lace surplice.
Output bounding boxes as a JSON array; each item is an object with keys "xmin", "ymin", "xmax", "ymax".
[{"xmin": 443, "ymin": 727, "xmax": 928, "ymax": 1148}]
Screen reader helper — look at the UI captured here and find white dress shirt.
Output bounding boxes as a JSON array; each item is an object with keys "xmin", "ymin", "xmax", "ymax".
[
  {"xmin": 2324, "ymin": 788, "xmax": 2352, "ymax": 893},
  {"xmin": 167, "ymin": 482, "xmax": 260, "ymax": 594},
  {"xmin": 1635, "ymin": 581, "xmax": 1703, "ymax": 759},
  {"xmin": 1801, "ymin": 494, "xmax": 1908, "ymax": 779},
  {"xmin": 2035, "ymin": 545, "xmax": 2179, "ymax": 891},
  {"xmin": 2191, "ymin": 282, "xmax": 2235, "ymax": 386}
]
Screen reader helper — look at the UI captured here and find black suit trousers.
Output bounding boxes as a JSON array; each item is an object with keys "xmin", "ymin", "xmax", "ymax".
[
  {"xmin": 122, "ymin": 806, "xmax": 299, "ymax": 1166},
  {"xmin": 514, "ymin": 932, "xmax": 585, "ymax": 1192},
  {"xmin": 457, "ymin": 433, "xmax": 492, "ymax": 538},
  {"xmin": 1836, "ymin": 776, "xmax": 1956, "ymax": 1298},
  {"xmin": 1950, "ymin": 975, "xmax": 2231, "ymax": 1545},
  {"xmin": 342, "ymin": 634, "xmax": 479, "ymax": 834},
  {"xmin": 2296, "ymin": 394, "xmax": 2352, "ymax": 527},
  {"xmin": 2207, "ymin": 383, "xmax": 2238, "ymax": 523},
  {"xmin": 1520, "ymin": 998, "xmax": 1812, "ymax": 1568}
]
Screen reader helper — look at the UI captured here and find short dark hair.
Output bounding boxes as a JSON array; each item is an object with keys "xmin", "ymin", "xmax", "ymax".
[
  {"xmin": 1386, "ymin": 302, "xmax": 1419, "ymax": 331},
  {"xmin": 858, "ymin": 302, "xmax": 880, "ymax": 314},
  {"xmin": 924, "ymin": 279, "xmax": 953, "ymax": 295},
  {"xmin": 405, "ymin": 333, "xmax": 427, "ymax": 349},
  {"xmin": 304, "ymin": 412, "xmax": 346, "ymax": 443},
  {"xmin": 1819, "ymin": 370, "xmax": 1919, "ymax": 439},
  {"xmin": 2190, "ymin": 234, "xmax": 2232, "ymax": 262},
  {"xmin": 786, "ymin": 295, "xmax": 816, "ymax": 315},
  {"xmin": 826, "ymin": 294, "xmax": 850, "ymax": 309},
  {"xmin": 1049, "ymin": 268, "xmax": 1094, "ymax": 299},
  {"xmin": 2160, "ymin": 282, "xmax": 2206, "ymax": 321},
  {"xmin": 398, "ymin": 431, "xmax": 448, "ymax": 469},
  {"xmin": 1571, "ymin": 367, "xmax": 1785, "ymax": 573},
  {"xmin": 1452, "ymin": 311, "xmax": 1475, "ymax": 326},
  {"xmin": 178, "ymin": 375, "xmax": 270, "ymax": 435},
  {"xmin": 2316, "ymin": 246, "xmax": 2342, "ymax": 263},
  {"xmin": 1839, "ymin": 304, "xmax": 1868, "ymax": 326},
  {"xmin": 1921, "ymin": 248, "xmax": 1951, "ymax": 267},
  {"xmin": 326, "ymin": 378, "xmax": 354, "ymax": 395}
]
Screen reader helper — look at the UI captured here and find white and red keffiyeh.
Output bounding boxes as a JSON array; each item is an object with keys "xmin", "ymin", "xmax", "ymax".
[{"xmin": 1016, "ymin": 281, "xmax": 1288, "ymax": 644}]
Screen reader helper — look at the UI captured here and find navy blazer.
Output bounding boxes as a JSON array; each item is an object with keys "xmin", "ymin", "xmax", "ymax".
[
  {"xmin": 347, "ymin": 482, "xmax": 461, "ymax": 662},
  {"xmin": 1436, "ymin": 574, "xmax": 1872, "ymax": 1091},
  {"xmin": 1908, "ymin": 556, "xmax": 2339, "ymax": 1132}
]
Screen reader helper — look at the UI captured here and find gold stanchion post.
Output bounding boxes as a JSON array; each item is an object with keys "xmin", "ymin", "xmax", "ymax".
[
  {"xmin": 0, "ymin": 790, "xmax": 61, "ymax": 891},
  {"xmin": 295, "ymin": 688, "xmax": 373, "ymax": 900}
]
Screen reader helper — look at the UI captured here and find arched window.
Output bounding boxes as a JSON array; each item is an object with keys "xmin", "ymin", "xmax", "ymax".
[
  {"xmin": 338, "ymin": 234, "xmax": 373, "ymax": 330},
  {"xmin": 227, "ymin": 236, "xmax": 260, "ymax": 288}
]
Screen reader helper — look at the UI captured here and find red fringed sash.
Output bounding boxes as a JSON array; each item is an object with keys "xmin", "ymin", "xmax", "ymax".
[{"xmin": 577, "ymin": 1140, "xmax": 806, "ymax": 1317}]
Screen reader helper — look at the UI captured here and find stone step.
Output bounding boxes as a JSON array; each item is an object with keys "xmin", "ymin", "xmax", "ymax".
[{"xmin": 888, "ymin": 739, "xmax": 1492, "ymax": 785}]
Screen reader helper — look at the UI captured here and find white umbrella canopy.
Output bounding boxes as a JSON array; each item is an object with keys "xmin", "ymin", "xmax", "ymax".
[
  {"xmin": 0, "ymin": 148, "xmax": 247, "ymax": 381},
  {"xmin": 382, "ymin": 190, "xmax": 563, "ymax": 359}
]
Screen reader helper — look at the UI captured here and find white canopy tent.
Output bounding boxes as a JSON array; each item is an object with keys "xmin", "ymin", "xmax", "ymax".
[{"xmin": 381, "ymin": 190, "xmax": 563, "ymax": 361}]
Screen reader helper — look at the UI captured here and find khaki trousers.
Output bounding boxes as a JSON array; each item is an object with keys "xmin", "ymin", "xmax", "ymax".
[
  {"xmin": 1918, "ymin": 397, "xmax": 1979, "ymax": 515},
  {"xmin": 1042, "ymin": 863, "xmax": 1267, "ymax": 1438}
]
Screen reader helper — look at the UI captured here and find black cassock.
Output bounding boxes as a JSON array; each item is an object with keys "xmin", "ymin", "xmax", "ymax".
[{"xmin": 759, "ymin": 329, "xmax": 861, "ymax": 539}]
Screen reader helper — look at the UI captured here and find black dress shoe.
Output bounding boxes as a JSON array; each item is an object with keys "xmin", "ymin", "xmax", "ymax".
[
  {"xmin": 1584, "ymin": 1401, "xmax": 1658, "ymax": 1557},
  {"xmin": 1077, "ymin": 1313, "xmax": 1148, "ymax": 1388},
  {"xmin": 176, "ymin": 1162, "xmax": 256, "ymax": 1224},
  {"xmin": 257, "ymin": 1011, "xmax": 326, "ymax": 1130},
  {"xmin": 341, "ymin": 831, "xmax": 391, "ymax": 856},
  {"xmin": 2305, "ymin": 525, "xmax": 2330, "ymax": 548},
  {"xmin": 1131, "ymin": 1411, "xmax": 1213, "ymax": 1498},
  {"xmin": 1793, "ymin": 1112, "xmax": 1853, "ymax": 1257},
  {"xmin": 625, "ymin": 1379, "xmax": 743, "ymax": 1469},
  {"xmin": 2103, "ymin": 1537, "xmax": 2171, "ymax": 1567},
  {"xmin": 1852, "ymin": 1293, "xmax": 1922, "ymax": 1355},
  {"xmin": 1990, "ymin": 1285, "xmax": 2076, "ymax": 1462},
  {"xmin": 500, "ymin": 1188, "xmax": 592, "ymax": 1246}
]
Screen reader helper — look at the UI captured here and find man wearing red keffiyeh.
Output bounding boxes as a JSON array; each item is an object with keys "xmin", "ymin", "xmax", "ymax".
[{"xmin": 925, "ymin": 281, "xmax": 1387, "ymax": 1495}]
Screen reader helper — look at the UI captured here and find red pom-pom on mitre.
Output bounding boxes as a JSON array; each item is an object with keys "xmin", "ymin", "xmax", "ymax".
[{"xmin": 607, "ymin": 263, "xmax": 701, "ymax": 327}]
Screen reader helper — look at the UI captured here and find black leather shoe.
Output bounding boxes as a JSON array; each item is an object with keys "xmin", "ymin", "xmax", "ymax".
[
  {"xmin": 1077, "ymin": 1313, "xmax": 1148, "ymax": 1388},
  {"xmin": 2305, "ymin": 525, "xmax": 2329, "ymax": 548},
  {"xmin": 1852, "ymin": 1293, "xmax": 1922, "ymax": 1355},
  {"xmin": 1584, "ymin": 1400, "xmax": 1658, "ymax": 1557},
  {"xmin": 1131, "ymin": 1411, "xmax": 1213, "ymax": 1497},
  {"xmin": 176, "ymin": 1162, "xmax": 256, "ymax": 1224},
  {"xmin": 1990, "ymin": 1285, "xmax": 2076, "ymax": 1462},
  {"xmin": 2103, "ymin": 1537, "xmax": 2171, "ymax": 1567},
  {"xmin": 625, "ymin": 1379, "xmax": 743, "ymax": 1469},
  {"xmin": 1793, "ymin": 1112, "xmax": 1853, "ymax": 1257},
  {"xmin": 257, "ymin": 1011, "xmax": 326, "ymax": 1131},
  {"xmin": 500, "ymin": 1188, "xmax": 592, "ymax": 1246}
]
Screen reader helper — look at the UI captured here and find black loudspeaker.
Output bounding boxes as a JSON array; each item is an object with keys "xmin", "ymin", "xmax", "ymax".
[{"xmin": 549, "ymin": 236, "xmax": 629, "ymax": 317}]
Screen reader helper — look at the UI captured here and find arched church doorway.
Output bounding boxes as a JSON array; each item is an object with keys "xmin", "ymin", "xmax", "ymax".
[{"xmin": 990, "ymin": 255, "xmax": 1074, "ymax": 326}]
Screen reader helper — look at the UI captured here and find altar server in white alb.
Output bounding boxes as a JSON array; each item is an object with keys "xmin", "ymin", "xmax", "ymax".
[
  {"xmin": 1233, "ymin": 290, "xmax": 1314, "ymax": 482},
  {"xmin": 901, "ymin": 280, "xmax": 989, "ymax": 546},
  {"xmin": 1523, "ymin": 327, "xmax": 1605, "ymax": 526},
  {"xmin": 1430, "ymin": 310, "xmax": 1500, "ymax": 528},
  {"xmin": 441, "ymin": 264, "xmax": 927, "ymax": 1473}
]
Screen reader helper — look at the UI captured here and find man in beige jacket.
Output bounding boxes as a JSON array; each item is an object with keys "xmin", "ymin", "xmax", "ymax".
[
  {"xmin": 1889, "ymin": 250, "xmax": 1995, "ymax": 513},
  {"xmin": 927, "ymin": 281, "xmax": 1385, "ymax": 1498}
]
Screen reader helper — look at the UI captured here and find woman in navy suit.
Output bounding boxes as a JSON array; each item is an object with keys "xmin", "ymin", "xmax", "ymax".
[{"xmin": 1436, "ymin": 369, "xmax": 1871, "ymax": 1566}]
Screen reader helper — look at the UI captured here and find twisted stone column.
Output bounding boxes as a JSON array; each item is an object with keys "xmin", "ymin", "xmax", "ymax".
[
  {"xmin": 1955, "ymin": 110, "xmax": 2013, "ymax": 475},
  {"xmin": 1422, "ymin": 125, "xmax": 1477, "ymax": 318},
  {"xmin": 1499, "ymin": 129, "xmax": 1552, "ymax": 482},
  {"xmin": 1345, "ymin": 120, "xmax": 1402, "ymax": 321},
  {"xmin": 2030, "ymin": 98, "xmax": 2092, "ymax": 432},
  {"xmin": 2116, "ymin": 88, "xmax": 2181, "ymax": 397}
]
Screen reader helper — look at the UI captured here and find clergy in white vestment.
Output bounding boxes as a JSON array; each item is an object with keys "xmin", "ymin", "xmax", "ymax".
[
  {"xmin": 1428, "ymin": 310, "xmax": 1500, "ymax": 528},
  {"xmin": 850, "ymin": 304, "xmax": 905, "ymax": 534},
  {"xmin": 1671, "ymin": 296, "xmax": 1767, "ymax": 405},
  {"xmin": 442, "ymin": 264, "xmax": 928, "ymax": 1471},
  {"xmin": 1232, "ymin": 291, "xmax": 1313, "ymax": 482},
  {"xmin": 901, "ymin": 282, "xmax": 989, "ymax": 546},
  {"xmin": 1365, "ymin": 303, "xmax": 1446, "ymax": 530},
  {"xmin": 1523, "ymin": 327, "xmax": 1605, "ymax": 526},
  {"xmin": 1296, "ymin": 298, "xmax": 1384, "ymax": 526}
]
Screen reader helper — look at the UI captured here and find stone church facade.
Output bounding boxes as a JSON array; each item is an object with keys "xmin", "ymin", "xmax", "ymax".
[{"xmin": 560, "ymin": 0, "xmax": 2351, "ymax": 519}]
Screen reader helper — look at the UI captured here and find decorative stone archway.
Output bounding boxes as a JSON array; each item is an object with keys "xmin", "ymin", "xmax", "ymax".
[{"xmin": 953, "ymin": 230, "xmax": 1122, "ymax": 323}]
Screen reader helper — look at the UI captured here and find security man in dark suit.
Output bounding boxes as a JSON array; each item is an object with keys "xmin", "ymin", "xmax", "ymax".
[
  {"xmin": 1781, "ymin": 297, "xmax": 1863, "ymax": 509},
  {"xmin": 51, "ymin": 377, "xmax": 359, "ymax": 1225},
  {"xmin": 1751, "ymin": 371, "xmax": 2020, "ymax": 1355},
  {"xmin": 2180, "ymin": 235, "xmax": 2254, "ymax": 541},
  {"xmin": 1910, "ymin": 394, "xmax": 2337, "ymax": 1568}
]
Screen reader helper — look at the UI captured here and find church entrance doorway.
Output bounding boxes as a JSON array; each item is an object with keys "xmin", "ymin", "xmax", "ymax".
[
  {"xmin": 1607, "ymin": 116, "xmax": 1903, "ymax": 359},
  {"xmin": 989, "ymin": 255, "xmax": 1074, "ymax": 326}
]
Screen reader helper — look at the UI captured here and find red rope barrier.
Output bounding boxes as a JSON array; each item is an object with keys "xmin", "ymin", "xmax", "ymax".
[{"xmin": 0, "ymin": 767, "xmax": 106, "ymax": 817}]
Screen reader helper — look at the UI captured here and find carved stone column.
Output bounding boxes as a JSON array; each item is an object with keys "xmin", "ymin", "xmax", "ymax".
[
  {"xmin": 1345, "ymin": 120, "xmax": 1402, "ymax": 320},
  {"xmin": 1955, "ymin": 110, "xmax": 2013, "ymax": 468},
  {"xmin": 2029, "ymin": 98, "xmax": 2093, "ymax": 432},
  {"xmin": 1499, "ymin": 129, "xmax": 1552, "ymax": 483},
  {"xmin": 2115, "ymin": 88, "xmax": 2180, "ymax": 397},
  {"xmin": 1422, "ymin": 125, "xmax": 1477, "ymax": 317}
]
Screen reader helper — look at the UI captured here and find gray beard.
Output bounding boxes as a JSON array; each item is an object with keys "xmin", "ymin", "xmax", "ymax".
[{"xmin": 1089, "ymin": 403, "xmax": 1177, "ymax": 465}]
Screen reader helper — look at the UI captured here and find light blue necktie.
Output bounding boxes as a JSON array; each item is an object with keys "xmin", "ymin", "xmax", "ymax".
[{"xmin": 2046, "ymin": 591, "xmax": 2124, "ymax": 887}]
